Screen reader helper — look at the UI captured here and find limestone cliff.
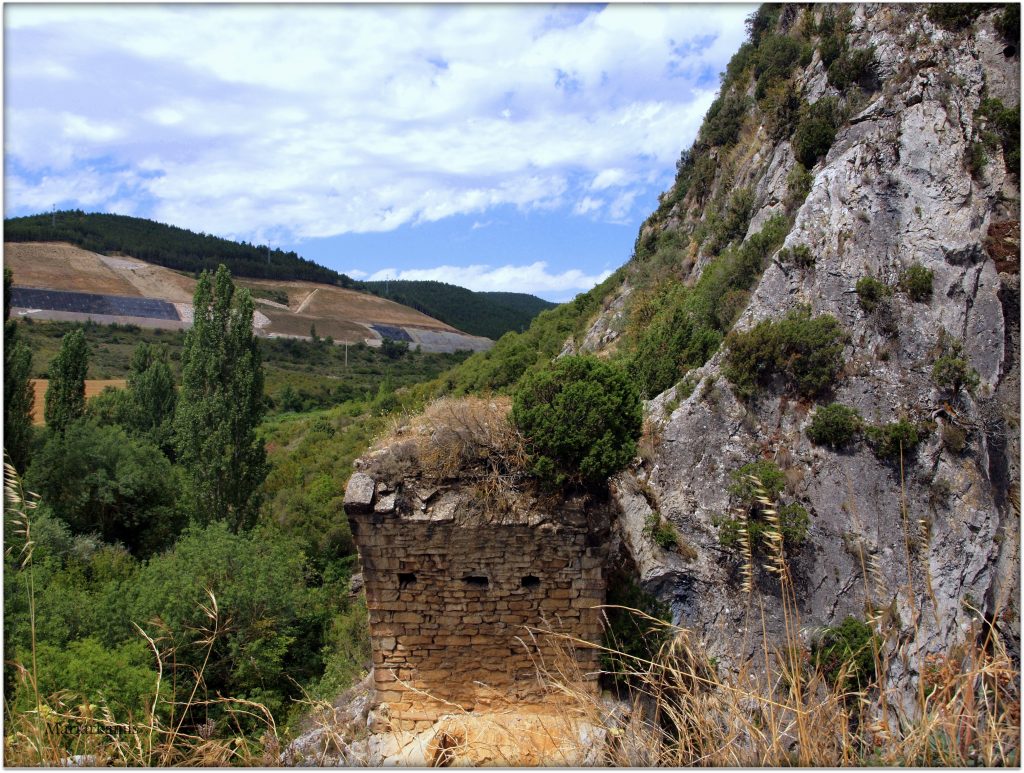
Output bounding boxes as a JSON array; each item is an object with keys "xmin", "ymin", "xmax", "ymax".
[{"xmin": 578, "ymin": 4, "xmax": 1019, "ymax": 685}]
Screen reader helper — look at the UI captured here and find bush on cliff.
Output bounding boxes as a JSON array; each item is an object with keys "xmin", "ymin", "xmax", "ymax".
[
  {"xmin": 511, "ymin": 355, "xmax": 642, "ymax": 487},
  {"xmin": 723, "ymin": 306, "xmax": 847, "ymax": 399}
]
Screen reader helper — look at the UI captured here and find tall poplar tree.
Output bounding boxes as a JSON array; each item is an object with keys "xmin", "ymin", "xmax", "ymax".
[
  {"xmin": 126, "ymin": 342, "xmax": 177, "ymax": 456},
  {"xmin": 44, "ymin": 328, "xmax": 88, "ymax": 435},
  {"xmin": 174, "ymin": 264, "xmax": 267, "ymax": 531},
  {"xmin": 4, "ymin": 267, "xmax": 34, "ymax": 470}
]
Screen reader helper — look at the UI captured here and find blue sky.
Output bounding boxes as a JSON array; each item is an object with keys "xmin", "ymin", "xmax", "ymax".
[{"xmin": 4, "ymin": 3, "xmax": 754, "ymax": 301}]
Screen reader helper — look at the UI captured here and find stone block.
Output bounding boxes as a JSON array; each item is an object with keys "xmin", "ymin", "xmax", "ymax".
[{"xmin": 344, "ymin": 473, "xmax": 376, "ymax": 513}]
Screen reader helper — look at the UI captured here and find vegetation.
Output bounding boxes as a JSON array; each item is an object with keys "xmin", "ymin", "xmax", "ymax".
[
  {"xmin": 26, "ymin": 418, "xmax": 183, "ymax": 556},
  {"xmin": 927, "ymin": 3, "xmax": 995, "ymax": 32},
  {"xmin": 975, "ymin": 97, "xmax": 1020, "ymax": 174},
  {"xmin": 628, "ymin": 215, "xmax": 791, "ymax": 399},
  {"xmin": 644, "ymin": 512, "xmax": 680, "ymax": 551},
  {"xmin": 931, "ymin": 337, "xmax": 980, "ymax": 396},
  {"xmin": 43, "ymin": 329, "xmax": 89, "ymax": 435},
  {"xmin": 811, "ymin": 616, "xmax": 878, "ymax": 691},
  {"xmin": 358, "ymin": 280, "xmax": 555, "ymax": 340},
  {"xmin": 807, "ymin": 402, "xmax": 863, "ymax": 449},
  {"xmin": 856, "ymin": 275, "xmax": 892, "ymax": 313},
  {"xmin": 4, "ymin": 210, "xmax": 351, "ymax": 286},
  {"xmin": 793, "ymin": 98, "xmax": 840, "ymax": 168},
  {"xmin": 900, "ymin": 263, "xmax": 934, "ymax": 302},
  {"xmin": 723, "ymin": 305, "xmax": 846, "ymax": 399},
  {"xmin": 511, "ymin": 355, "xmax": 642, "ymax": 487},
  {"xmin": 865, "ymin": 419, "xmax": 922, "ymax": 460},
  {"xmin": 600, "ymin": 569, "xmax": 672, "ymax": 690},
  {"xmin": 438, "ymin": 270, "xmax": 625, "ymax": 396},
  {"xmin": 714, "ymin": 460, "xmax": 810, "ymax": 553},
  {"xmin": 175, "ymin": 266, "xmax": 267, "ymax": 532},
  {"xmin": 4, "ymin": 268, "xmax": 34, "ymax": 472},
  {"xmin": 826, "ymin": 46, "xmax": 877, "ymax": 92},
  {"xmin": 778, "ymin": 243, "xmax": 814, "ymax": 268}
]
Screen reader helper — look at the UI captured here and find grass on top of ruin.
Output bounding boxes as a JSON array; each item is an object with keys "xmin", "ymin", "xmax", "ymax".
[{"xmin": 370, "ymin": 396, "xmax": 531, "ymax": 486}]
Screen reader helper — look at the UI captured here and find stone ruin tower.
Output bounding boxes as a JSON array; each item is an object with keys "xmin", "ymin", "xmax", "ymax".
[{"xmin": 344, "ymin": 455, "xmax": 612, "ymax": 732}]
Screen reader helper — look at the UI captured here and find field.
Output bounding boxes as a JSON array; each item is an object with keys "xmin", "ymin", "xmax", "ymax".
[
  {"xmin": 14, "ymin": 318, "xmax": 470, "ymax": 415},
  {"xmin": 5, "ymin": 242, "xmax": 491, "ymax": 352},
  {"xmin": 29, "ymin": 378, "xmax": 127, "ymax": 425}
]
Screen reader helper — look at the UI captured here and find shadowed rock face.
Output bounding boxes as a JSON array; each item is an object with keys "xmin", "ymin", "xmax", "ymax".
[{"xmin": 582, "ymin": 5, "xmax": 1019, "ymax": 686}]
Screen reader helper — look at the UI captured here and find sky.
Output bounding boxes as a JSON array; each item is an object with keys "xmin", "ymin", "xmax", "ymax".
[{"xmin": 4, "ymin": 3, "xmax": 755, "ymax": 302}]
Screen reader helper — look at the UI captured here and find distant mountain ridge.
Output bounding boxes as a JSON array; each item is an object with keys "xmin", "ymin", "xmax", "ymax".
[
  {"xmin": 5, "ymin": 211, "xmax": 557, "ymax": 341},
  {"xmin": 4, "ymin": 210, "xmax": 353, "ymax": 287},
  {"xmin": 358, "ymin": 280, "xmax": 556, "ymax": 340}
]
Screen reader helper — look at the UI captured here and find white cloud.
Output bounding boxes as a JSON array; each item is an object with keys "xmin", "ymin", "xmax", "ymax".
[
  {"xmin": 365, "ymin": 261, "xmax": 612, "ymax": 298},
  {"xmin": 5, "ymin": 3, "xmax": 755, "ymax": 241}
]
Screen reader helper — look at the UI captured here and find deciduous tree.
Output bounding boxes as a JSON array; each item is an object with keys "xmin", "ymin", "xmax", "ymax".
[
  {"xmin": 174, "ymin": 265, "xmax": 267, "ymax": 531},
  {"xmin": 43, "ymin": 329, "xmax": 88, "ymax": 435},
  {"xmin": 4, "ymin": 269, "xmax": 34, "ymax": 472}
]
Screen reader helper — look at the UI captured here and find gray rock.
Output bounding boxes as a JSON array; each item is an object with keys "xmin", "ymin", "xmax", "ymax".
[
  {"xmin": 587, "ymin": 5, "xmax": 1019, "ymax": 700},
  {"xmin": 344, "ymin": 472, "xmax": 376, "ymax": 513}
]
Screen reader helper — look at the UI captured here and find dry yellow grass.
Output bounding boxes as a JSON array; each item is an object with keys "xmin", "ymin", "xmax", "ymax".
[{"xmin": 29, "ymin": 379, "xmax": 127, "ymax": 426}]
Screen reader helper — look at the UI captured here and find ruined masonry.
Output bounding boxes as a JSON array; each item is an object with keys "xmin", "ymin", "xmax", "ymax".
[{"xmin": 344, "ymin": 470, "xmax": 610, "ymax": 731}]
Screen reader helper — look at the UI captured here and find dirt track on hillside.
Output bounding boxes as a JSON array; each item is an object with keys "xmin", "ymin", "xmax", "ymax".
[{"xmin": 5, "ymin": 242, "xmax": 462, "ymax": 341}]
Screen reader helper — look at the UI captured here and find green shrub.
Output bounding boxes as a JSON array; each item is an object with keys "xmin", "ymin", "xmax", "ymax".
[
  {"xmin": 512, "ymin": 355, "xmax": 642, "ymax": 487},
  {"xmin": 600, "ymin": 570, "xmax": 672, "ymax": 689},
  {"xmin": 753, "ymin": 33, "xmax": 803, "ymax": 99},
  {"xmin": 807, "ymin": 403, "xmax": 863, "ymax": 448},
  {"xmin": 812, "ymin": 616, "xmax": 878, "ymax": 690},
  {"xmin": 794, "ymin": 117, "xmax": 836, "ymax": 167},
  {"xmin": 793, "ymin": 99, "xmax": 840, "ymax": 168},
  {"xmin": 762, "ymin": 82, "xmax": 802, "ymax": 142},
  {"xmin": 644, "ymin": 512, "xmax": 680, "ymax": 551},
  {"xmin": 779, "ymin": 244, "xmax": 815, "ymax": 267},
  {"xmin": 900, "ymin": 263, "xmax": 934, "ymax": 302},
  {"xmin": 968, "ymin": 140, "xmax": 988, "ymax": 178},
  {"xmin": 715, "ymin": 460, "xmax": 810, "ymax": 552},
  {"xmin": 855, "ymin": 275, "xmax": 892, "ymax": 312},
  {"xmin": 716, "ymin": 289, "xmax": 752, "ymax": 331},
  {"xmin": 723, "ymin": 306, "xmax": 847, "ymax": 399},
  {"xmin": 927, "ymin": 3, "xmax": 990, "ymax": 31},
  {"xmin": 702, "ymin": 91, "xmax": 750, "ymax": 148},
  {"xmin": 785, "ymin": 163, "xmax": 814, "ymax": 210},
  {"xmin": 865, "ymin": 419, "xmax": 921, "ymax": 460},
  {"xmin": 976, "ymin": 97, "xmax": 1020, "ymax": 174},
  {"xmin": 627, "ymin": 216, "xmax": 791, "ymax": 399},
  {"xmin": 826, "ymin": 47, "xmax": 877, "ymax": 91},
  {"xmin": 932, "ymin": 349, "xmax": 980, "ymax": 396},
  {"xmin": 707, "ymin": 187, "xmax": 756, "ymax": 253},
  {"xmin": 996, "ymin": 4, "xmax": 1019, "ymax": 44}
]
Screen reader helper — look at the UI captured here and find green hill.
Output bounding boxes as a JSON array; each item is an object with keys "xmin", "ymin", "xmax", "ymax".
[
  {"xmin": 359, "ymin": 280, "xmax": 556, "ymax": 340},
  {"xmin": 4, "ymin": 210, "xmax": 353, "ymax": 287}
]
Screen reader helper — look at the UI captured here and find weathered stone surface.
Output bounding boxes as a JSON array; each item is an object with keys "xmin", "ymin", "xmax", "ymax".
[
  {"xmin": 343, "ymin": 472, "xmax": 376, "ymax": 513},
  {"xmin": 585, "ymin": 5, "xmax": 1020, "ymax": 691},
  {"xmin": 344, "ymin": 461, "xmax": 612, "ymax": 731}
]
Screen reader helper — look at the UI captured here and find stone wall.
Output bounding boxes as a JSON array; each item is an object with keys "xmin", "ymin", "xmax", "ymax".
[{"xmin": 345, "ymin": 470, "xmax": 610, "ymax": 731}]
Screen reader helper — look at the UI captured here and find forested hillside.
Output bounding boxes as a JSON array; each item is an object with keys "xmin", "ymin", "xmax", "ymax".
[
  {"xmin": 358, "ymin": 280, "xmax": 555, "ymax": 340},
  {"xmin": 5, "ymin": 210, "xmax": 353, "ymax": 286}
]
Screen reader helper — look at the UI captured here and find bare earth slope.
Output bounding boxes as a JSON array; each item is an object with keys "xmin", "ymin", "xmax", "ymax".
[{"xmin": 5, "ymin": 242, "xmax": 492, "ymax": 352}]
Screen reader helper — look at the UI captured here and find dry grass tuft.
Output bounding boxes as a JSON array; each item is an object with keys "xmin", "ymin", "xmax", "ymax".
[{"xmin": 371, "ymin": 396, "xmax": 530, "ymax": 486}]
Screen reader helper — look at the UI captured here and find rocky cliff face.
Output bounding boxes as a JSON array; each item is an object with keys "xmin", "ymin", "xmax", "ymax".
[{"xmin": 582, "ymin": 5, "xmax": 1019, "ymax": 685}]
